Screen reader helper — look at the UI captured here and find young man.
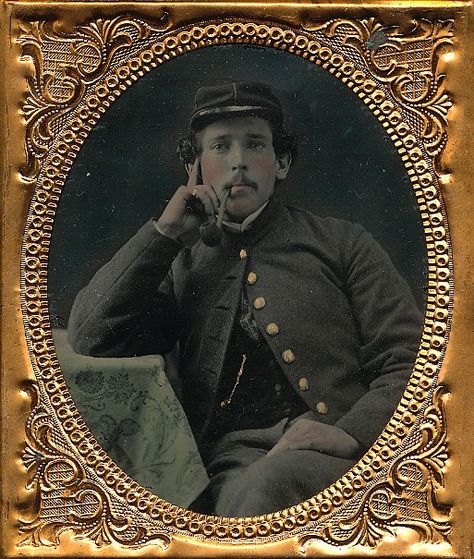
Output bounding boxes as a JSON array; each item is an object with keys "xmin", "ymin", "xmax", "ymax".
[{"xmin": 69, "ymin": 81, "xmax": 422, "ymax": 516}]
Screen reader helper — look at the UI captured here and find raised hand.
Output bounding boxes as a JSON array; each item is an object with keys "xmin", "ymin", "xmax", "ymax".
[{"xmin": 156, "ymin": 158, "xmax": 220, "ymax": 243}]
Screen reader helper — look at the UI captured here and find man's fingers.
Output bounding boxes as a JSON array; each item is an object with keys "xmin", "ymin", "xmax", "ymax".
[
  {"xmin": 186, "ymin": 158, "xmax": 200, "ymax": 188},
  {"xmin": 267, "ymin": 438, "xmax": 328, "ymax": 458},
  {"xmin": 266, "ymin": 440, "xmax": 291, "ymax": 458},
  {"xmin": 191, "ymin": 188, "xmax": 216, "ymax": 218},
  {"xmin": 286, "ymin": 440, "xmax": 350, "ymax": 458},
  {"xmin": 266, "ymin": 430, "xmax": 332, "ymax": 458},
  {"xmin": 287, "ymin": 439, "xmax": 326, "ymax": 452},
  {"xmin": 284, "ymin": 424, "xmax": 362, "ymax": 458},
  {"xmin": 206, "ymin": 185, "xmax": 220, "ymax": 211}
]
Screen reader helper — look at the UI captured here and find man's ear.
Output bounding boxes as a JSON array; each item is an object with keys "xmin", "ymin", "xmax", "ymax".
[{"xmin": 275, "ymin": 153, "xmax": 291, "ymax": 180}]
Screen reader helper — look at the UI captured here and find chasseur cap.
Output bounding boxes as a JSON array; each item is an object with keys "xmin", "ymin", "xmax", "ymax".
[{"xmin": 189, "ymin": 81, "xmax": 284, "ymax": 131}]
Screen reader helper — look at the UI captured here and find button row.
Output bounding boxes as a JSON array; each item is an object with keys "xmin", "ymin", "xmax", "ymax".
[
  {"xmin": 244, "ymin": 257, "xmax": 316, "ymax": 404},
  {"xmin": 239, "ymin": 247, "xmax": 328, "ymax": 415}
]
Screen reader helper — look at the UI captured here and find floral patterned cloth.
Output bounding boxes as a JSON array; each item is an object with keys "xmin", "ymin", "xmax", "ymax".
[{"xmin": 53, "ymin": 329, "xmax": 209, "ymax": 508}]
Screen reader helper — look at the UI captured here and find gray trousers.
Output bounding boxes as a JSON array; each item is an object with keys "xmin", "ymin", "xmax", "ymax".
[{"xmin": 192, "ymin": 418, "xmax": 356, "ymax": 517}]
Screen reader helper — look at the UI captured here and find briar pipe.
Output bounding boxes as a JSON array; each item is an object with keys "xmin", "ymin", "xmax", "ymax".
[{"xmin": 198, "ymin": 188, "xmax": 231, "ymax": 247}]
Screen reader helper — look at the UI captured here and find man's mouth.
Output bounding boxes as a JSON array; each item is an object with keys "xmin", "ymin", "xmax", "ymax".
[{"xmin": 226, "ymin": 179, "xmax": 257, "ymax": 196}]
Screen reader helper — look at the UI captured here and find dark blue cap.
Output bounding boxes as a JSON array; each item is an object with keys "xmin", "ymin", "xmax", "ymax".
[{"xmin": 189, "ymin": 81, "xmax": 284, "ymax": 131}]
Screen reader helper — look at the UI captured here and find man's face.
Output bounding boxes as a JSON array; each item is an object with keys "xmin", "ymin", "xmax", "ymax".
[{"xmin": 198, "ymin": 117, "xmax": 290, "ymax": 223}]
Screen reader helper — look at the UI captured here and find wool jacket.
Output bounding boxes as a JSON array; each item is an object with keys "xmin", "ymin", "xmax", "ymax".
[{"xmin": 68, "ymin": 196, "xmax": 422, "ymax": 451}]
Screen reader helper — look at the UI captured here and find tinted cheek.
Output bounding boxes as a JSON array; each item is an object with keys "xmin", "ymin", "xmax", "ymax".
[
  {"xmin": 201, "ymin": 156, "xmax": 224, "ymax": 184},
  {"xmin": 255, "ymin": 159, "xmax": 277, "ymax": 183}
]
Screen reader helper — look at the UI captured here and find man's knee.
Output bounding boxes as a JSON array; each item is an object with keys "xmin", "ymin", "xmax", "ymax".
[{"xmin": 213, "ymin": 451, "xmax": 317, "ymax": 517}]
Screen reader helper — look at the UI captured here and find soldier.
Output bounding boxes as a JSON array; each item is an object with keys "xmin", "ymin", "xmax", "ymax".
[{"xmin": 69, "ymin": 81, "xmax": 421, "ymax": 516}]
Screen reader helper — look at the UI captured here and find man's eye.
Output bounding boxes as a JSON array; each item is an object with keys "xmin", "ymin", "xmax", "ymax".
[
  {"xmin": 211, "ymin": 143, "xmax": 229, "ymax": 151},
  {"xmin": 248, "ymin": 141, "xmax": 265, "ymax": 151}
]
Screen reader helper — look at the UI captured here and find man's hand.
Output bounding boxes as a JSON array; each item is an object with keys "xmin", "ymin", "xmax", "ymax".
[
  {"xmin": 156, "ymin": 159, "xmax": 220, "ymax": 243},
  {"xmin": 266, "ymin": 418, "xmax": 361, "ymax": 459}
]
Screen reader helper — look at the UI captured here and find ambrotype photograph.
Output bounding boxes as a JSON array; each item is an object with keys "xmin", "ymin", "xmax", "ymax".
[{"xmin": 48, "ymin": 44, "xmax": 426, "ymax": 516}]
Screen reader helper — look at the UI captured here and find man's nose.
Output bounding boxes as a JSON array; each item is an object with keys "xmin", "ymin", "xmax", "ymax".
[{"xmin": 230, "ymin": 145, "xmax": 247, "ymax": 170}]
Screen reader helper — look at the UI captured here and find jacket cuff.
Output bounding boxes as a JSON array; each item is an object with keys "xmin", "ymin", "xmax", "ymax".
[{"xmin": 121, "ymin": 218, "xmax": 183, "ymax": 268}]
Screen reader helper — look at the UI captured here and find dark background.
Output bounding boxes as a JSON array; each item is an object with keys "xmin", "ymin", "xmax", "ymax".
[{"xmin": 48, "ymin": 45, "xmax": 427, "ymax": 327}]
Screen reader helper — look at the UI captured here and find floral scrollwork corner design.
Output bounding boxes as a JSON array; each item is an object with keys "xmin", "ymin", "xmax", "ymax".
[
  {"xmin": 18, "ymin": 13, "xmax": 172, "ymax": 180},
  {"xmin": 299, "ymin": 387, "xmax": 451, "ymax": 552},
  {"xmin": 18, "ymin": 382, "xmax": 172, "ymax": 549},
  {"xmin": 302, "ymin": 17, "xmax": 454, "ymax": 160}
]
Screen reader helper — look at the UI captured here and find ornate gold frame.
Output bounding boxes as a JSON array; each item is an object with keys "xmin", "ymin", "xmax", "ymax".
[{"xmin": 1, "ymin": 1, "xmax": 473, "ymax": 557}]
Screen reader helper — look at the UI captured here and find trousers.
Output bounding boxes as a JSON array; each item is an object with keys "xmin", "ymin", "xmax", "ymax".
[{"xmin": 191, "ymin": 418, "xmax": 356, "ymax": 517}]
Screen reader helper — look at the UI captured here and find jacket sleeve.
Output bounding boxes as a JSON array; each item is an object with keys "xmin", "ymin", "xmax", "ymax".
[
  {"xmin": 334, "ymin": 225, "xmax": 423, "ymax": 449},
  {"xmin": 68, "ymin": 220, "xmax": 182, "ymax": 357}
]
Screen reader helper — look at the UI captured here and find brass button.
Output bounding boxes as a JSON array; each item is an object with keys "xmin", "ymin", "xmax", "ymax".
[
  {"xmin": 265, "ymin": 322, "xmax": 279, "ymax": 336},
  {"xmin": 298, "ymin": 377, "xmax": 309, "ymax": 391},
  {"xmin": 246, "ymin": 272, "xmax": 257, "ymax": 285},
  {"xmin": 316, "ymin": 401, "xmax": 329, "ymax": 415},
  {"xmin": 282, "ymin": 349, "xmax": 295, "ymax": 363},
  {"xmin": 253, "ymin": 297, "xmax": 266, "ymax": 310},
  {"xmin": 239, "ymin": 249, "xmax": 247, "ymax": 259}
]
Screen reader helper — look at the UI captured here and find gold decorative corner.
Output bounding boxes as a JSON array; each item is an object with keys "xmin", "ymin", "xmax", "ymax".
[
  {"xmin": 18, "ymin": 383, "xmax": 172, "ymax": 548},
  {"xmin": 299, "ymin": 387, "xmax": 450, "ymax": 551},
  {"xmin": 18, "ymin": 13, "xmax": 172, "ymax": 180},
  {"xmin": 302, "ymin": 17, "xmax": 454, "ymax": 159}
]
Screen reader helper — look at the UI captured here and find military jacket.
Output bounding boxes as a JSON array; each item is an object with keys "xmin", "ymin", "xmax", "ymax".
[{"xmin": 69, "ymin": 197, "xmax": 422, "ymax": 450}]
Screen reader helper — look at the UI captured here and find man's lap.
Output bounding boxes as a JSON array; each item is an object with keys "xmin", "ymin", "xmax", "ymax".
[{"xmin": 192, "ymin": 420, "xmax": 356, "ymax": 517}]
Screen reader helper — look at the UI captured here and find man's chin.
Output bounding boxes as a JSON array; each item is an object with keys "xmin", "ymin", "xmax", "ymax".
[
  {"xmin": 224, "ymin": 194, "xmax": 269, "ymax": 224},
  {"xmin": 224, "ymin": 205, "xmax": 257, "ymax": 224}
]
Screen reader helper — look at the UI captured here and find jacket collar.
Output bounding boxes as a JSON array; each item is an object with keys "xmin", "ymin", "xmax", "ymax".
[
  {"xmin": 222, "ymin": 201, "xmax": 269, "ymax": 233},
  {"xmin": 222, "ymin": 194, "xmax": 285, "ymax": 248}
]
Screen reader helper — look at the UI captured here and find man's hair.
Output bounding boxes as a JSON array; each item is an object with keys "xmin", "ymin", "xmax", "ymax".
[{"xmin": 177, "ymin": 120, "xmax": 298, "ymax": 167}]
